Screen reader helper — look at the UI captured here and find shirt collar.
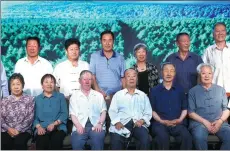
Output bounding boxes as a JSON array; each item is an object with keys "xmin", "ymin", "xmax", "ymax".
[
  {"xmin": 199, "ymin": 84, "xmax": 214, "ymax": 92},
  {"xmin": 10, "ymin": 94, "xmax": 25, "ymax": 103},
  {"xmin": 24, "ymin": 56, "xmax": 41, "ymax": 64},
  {"xmin": 175, "ymin": 52, "xmax": 192, "ymax": 59},
  {"xmin": 79, "ymin": 89, "xmax": 96, "ymax": 97},
  {"xmin": 124, "ymin": 88, "xmax": 140, "ymax": 95},
  {"xmin": 100, "ymin": 50, "xmax": 116, "ymax": 58},
  {"xmin": 41, "ymin": 91, "xmax": 56, "ymax": 98},
  {"xmin": 159, "ymin": 83, "xmax": 176, "ymax": 91},
  {"xmin": 66, "ymin": 59, "xmax": 80, "ymax": 67},
  {"xmin": 214, "ymin": 41, "xmax": 229, "ymax": 50}
]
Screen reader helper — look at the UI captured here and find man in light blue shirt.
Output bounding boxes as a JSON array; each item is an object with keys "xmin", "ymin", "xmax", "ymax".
[
  {"xmin": 109, "ymin": 69, "xmax": 152, "ymax": 150},
  {"xmin": 89, "ymin": 30, "xmax": 125, "ymax": 106},
  {"xmin": 1, "ymin": 61, "xmax": 9, "ymax": 98},
  {"xmin": 188, "ymin": 63, "xmax": 230, "ymax": 150}
]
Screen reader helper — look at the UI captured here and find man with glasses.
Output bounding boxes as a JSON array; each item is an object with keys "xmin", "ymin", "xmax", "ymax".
[{"xmin": 188, "ymin": 63, "xmax": 230, "ymax": 150}]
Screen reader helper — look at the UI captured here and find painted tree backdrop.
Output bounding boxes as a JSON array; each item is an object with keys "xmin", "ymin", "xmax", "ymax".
[{"xmin": 1, "ymin": 1, "xmax": 230, "ymax": 78}]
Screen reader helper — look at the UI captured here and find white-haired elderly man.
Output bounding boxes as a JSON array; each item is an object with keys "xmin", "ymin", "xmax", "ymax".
[
  {"xmin": 69, "ymin": 70, "xmax": 107, "ymax": 150},
  {"xmin": 188, "ymin": 63, "xmax": 230, "ymax": 150}
]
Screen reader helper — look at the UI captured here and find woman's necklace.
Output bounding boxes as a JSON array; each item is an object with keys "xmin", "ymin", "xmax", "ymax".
[{"xmin": 137, "ymin": 64, "xmax": 146, "ymax": 71}]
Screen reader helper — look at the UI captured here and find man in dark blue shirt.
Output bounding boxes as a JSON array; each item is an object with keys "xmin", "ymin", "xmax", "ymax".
[
  {"xmin": 166, "ymin": 32, "xmax": 203, "ymax": 93},
  {"xmin": 150, "ymin": 62, "xmax": 192, "ymax": 150}
]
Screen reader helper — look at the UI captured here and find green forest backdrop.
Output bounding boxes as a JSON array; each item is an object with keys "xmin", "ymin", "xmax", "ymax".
[{"xmin": 1, "ymin": 1, "xmax": 230, "ymax": 78}]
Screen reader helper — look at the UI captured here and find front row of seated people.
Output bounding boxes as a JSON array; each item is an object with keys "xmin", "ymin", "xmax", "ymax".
[{"xmin": 1, "ymin": 63, "xmax": 230, "ymax": 150}]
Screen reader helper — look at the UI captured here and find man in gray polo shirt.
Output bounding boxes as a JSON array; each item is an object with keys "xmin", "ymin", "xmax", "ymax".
[{"xmin": 188, "ymin": 63, "xmax": 230, "ymax": 150}]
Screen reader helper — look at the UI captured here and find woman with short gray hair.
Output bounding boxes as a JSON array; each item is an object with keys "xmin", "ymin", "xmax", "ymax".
[{"xmin": 132, "ymin": 43, "xmax": 159, "ymax": 96}]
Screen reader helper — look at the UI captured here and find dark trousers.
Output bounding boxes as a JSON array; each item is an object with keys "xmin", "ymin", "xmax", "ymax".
[
  {"xmin": 1, "ymin": 132, "xmax": 31, "ymax": 150},
  {"xmin": 151, "ymin": 122, "xmax": 193, "ymax": 150},
  {"xmin": 110, "ymin": 120, "xmax": 150, "ymax": 150},
  {"xmin": 36, "ymin": 130, "xmax": 66, "ymax": 150}
]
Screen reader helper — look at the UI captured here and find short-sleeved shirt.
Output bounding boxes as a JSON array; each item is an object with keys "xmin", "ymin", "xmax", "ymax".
[
  {"xmin": 166, "ymin": 52, "xmax": 203, "ymax": 93},
  {"xmin": 202, "ymin": 42, "xmax": 230, "ymax": 93},
  {"xmin": 150, "ymin": 83, "xmax": 187, "ymax": 122},
  {"xmin": 53, "ymin": 59, "xmax": 89, "ymax": 97},
  {"xmin": 89, "ymin": 50, "xmax": 125, "ymax": 95},
  {"xmin": 69, "ymin": 89, "xmax": 107, "ymax": 132},
  {"xmin": 188, "ymin": 84, "xmax": 228, "ymax": 129},
  {"xmin": 33, "ymin": 92, "xmax": 68, "ymax": 133},
  {"xmin": 14, "ymin": 56, "xmax": 53, "ymax": 96}
]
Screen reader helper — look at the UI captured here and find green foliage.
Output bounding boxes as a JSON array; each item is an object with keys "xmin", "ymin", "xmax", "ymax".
[{"xmin": 1, "ymin": 2, "xmax": 230, "ymax": 78}]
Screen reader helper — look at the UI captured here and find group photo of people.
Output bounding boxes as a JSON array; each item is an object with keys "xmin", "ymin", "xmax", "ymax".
[{"xmin": 1, "ymin": 21, "xmax": 230, "ymax": 150}]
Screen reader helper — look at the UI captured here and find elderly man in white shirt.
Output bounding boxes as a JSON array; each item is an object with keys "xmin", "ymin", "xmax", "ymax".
[
  {"xmin": 109, "ymin": 68, "xmax": 152, "ymax": 150},
  {"xmin": 14, "ymin": 37, "xmax": 53, "ymax": 96},
  {"xmin": 202, "ymin": 22, "xmax": 230, "ymax": 94},
  {"xmin": 69, "ymin": 70, "xmax": 107, "ymax": 150},
  {"xmin": 53, "ymin": 38, "xmax": 89, "ymax": 100}
]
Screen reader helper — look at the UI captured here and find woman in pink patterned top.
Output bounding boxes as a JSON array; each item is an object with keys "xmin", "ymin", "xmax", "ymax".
[{"xmin": 1, "ymin": 73, "xmax": 35, "ymax": 150}]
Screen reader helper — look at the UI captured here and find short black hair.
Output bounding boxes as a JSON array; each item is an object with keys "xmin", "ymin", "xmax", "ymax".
[
  {"xmin": 41, "ymin": 74, "xmax": 56, "ymax": 85},
  {"xmin": 176, "ymin": 32, "xmax": 190, "ymax": 42},
  {"xmin": 9, "ymin": 73, "xmax": 25, "ymax": 89},
  {"xmin": 64, "ymin": 38, "xmax": 81, "ymax": 50},
  {"xmin": 100, "ymin": 30, "xmax": 114, "ymax": 41},
  {"xmin": 26, "ymin": 37, "xmax": 40, "ymax": 47},
  {"xmin": 213, "ymin": 22, "xmax": 226, "ymax": 31}
]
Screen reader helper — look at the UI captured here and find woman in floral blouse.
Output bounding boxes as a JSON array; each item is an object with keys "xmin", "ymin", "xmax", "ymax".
[
  {"xmin": 132, "ymin": 43, "xmax": 159, "ymax": 96},
  {"xmin": 1, "ymin": 73, "xmax": 34, "ymax": 150}
]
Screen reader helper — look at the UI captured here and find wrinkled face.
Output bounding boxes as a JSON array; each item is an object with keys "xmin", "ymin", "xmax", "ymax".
[
  {"xmin": 66, "ymin": 44, "xmax": 80, "ymax": 61},
  {"xmin": 135, "ymin": 48, "xmax": 147, "ymax": 62},
  {"xmin": 176, "ymin": 35, "xmax": 190, "ymax": 52},
  {"xmin": 101, "ymin": 34, "xmax": 114, "ymax": 52},
  {"xmin": 200, "ymin": 66, "xmax": 213, "ymax": 85},
  {"xmin": 213, "ymin": 24, "xmax": 227, "ymax": 43},
  {"xmin": 42, "ymin": 77, "xmax": 55, "ymax": 93},
  {"xmin": 80, "ymin": 73, "xmax": 92, "ymax": 91},
  {"xmin": 125, "ymin": 69, "xmax": 137, "ymax": 88},
  {"xmin": 162, "ymin": 64, "xmax": 176, "ymax": 83},
  {"xmin": 26, "ymin": 40, "xmax": 39, "ymax": 58},
  {"xmin": 10, "ymin": 79, "xmax": 23, "ymax": 96}
]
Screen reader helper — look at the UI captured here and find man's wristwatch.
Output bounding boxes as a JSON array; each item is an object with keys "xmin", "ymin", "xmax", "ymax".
[{"xmin": 98, "ymin": 122, "xmax": 103, "ymax": 125}]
